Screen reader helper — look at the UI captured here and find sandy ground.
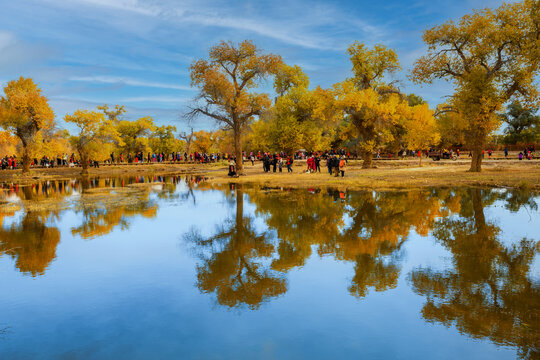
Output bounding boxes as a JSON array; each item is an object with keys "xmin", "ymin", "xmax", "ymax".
[{"xmin": 1, "ymin": 158, "xmax": 539, "ymax": 190}]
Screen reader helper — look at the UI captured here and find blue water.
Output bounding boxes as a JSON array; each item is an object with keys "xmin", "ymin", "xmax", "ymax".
[{"xmin": 0, "ymin": 176, "xmax": 538, "ymax": 359}]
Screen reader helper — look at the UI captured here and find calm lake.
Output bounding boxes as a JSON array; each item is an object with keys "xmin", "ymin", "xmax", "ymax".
[{"xmin": 0, "ymin": 175, "xmax": 538, "ymax": 359}]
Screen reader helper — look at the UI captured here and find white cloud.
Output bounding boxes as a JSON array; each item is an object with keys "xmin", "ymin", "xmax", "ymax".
[
  {"xmin": 43, "ymin": 0, "xmax": 383, "ymax": 51},
  {"xmin": 64, "ymin": 0, "xmax": 160, "ymax": 16},
  {"xmin": 0, "ymin": 31, "xmax": 15, "ymax": 50},
  {"xmin": 179, "ymin": 13, "xmax": 337, "ymax": 50},
  {"xmin": 69, "ymin": 75, "xmax": 193, "ymax": 91}
]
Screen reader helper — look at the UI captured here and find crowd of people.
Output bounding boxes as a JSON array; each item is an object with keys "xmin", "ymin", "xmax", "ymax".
[
  {"xmin": 108, "ymin": 151, "xmax": 238, "ymax": 164},
  {"xmin": 0, "ymin": 146, "xmax": 537, "ymax": 171},
  {"xmin": 1, "ymin": 156, "xmax": 17, "ymax": 170},
  {"xmin": 228, "ymin": 151, "xmax": 349, "ymax": 177}
]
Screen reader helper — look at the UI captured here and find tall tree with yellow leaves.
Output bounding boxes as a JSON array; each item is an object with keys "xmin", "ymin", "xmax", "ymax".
[
  {"xmin": 116, "ymin": 116, "xmax": 155, "ymax": 155},
  {"xmin": 187, "ymin": 40, "xmax": 282, "ymax": 174},
  {"xmin": 65, "ymin": 109, "xmax": 120, "ymax": 175},
  {"xmin": 403, "ymin": 104, "xmax": 441, "ymax": 165},
  {"xmin": 335, "ymin": 42, "xmax": 408, "ymax": 168},
  {"xmin": 411, "ymin": 0, "xmax": 540, "ymax": 172},
  {"xmin": 0, "ymin": 77, "xmax": 55, "ymax": 173}
]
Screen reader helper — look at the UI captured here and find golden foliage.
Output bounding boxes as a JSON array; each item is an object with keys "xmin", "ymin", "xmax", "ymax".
[
  {"xmin": 65, "ymin": 109, "xmax": 120, "ymax": 172},
  {"xmin": 189, "ymin": 40, "xmax": 282, "ymax": 172},
  {"xmin": 0, "ymin": 77, "xmax": 55, "ymax": 171},
  {"xmin": 411, "ymin": 0, "xmax": 540, "ymax": 171}
]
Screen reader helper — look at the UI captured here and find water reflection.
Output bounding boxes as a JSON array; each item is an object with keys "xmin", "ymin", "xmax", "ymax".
[
  {"xmin": 409, "ymin": 188, "xmax": 539, "ymax": 360},
  {"xmin": 0, "ymin": 175, "xmax": 206, "ymax": 274},
  {"xmin": 0, "ymin": 211, "xmax": 60, "ymax": 276},
  {"xmin": 185, "ymin": 185, "xmax": 287, "ymax": 310},
  {"xmin": 0, "ymin": 177, "xmax": 538, "ymax": 358},
  {"xmin": 246, "ymin": 188, "xmax": 457, "ymax": 298},
  {"xmin": 184, "ymin": 185, "xmax": 539, "ymax": 358}
]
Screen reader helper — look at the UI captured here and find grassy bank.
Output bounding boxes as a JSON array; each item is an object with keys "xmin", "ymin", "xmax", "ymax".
[{"xmin": 1, "ymin": 159, "xmax": 539, "ymax": 190}]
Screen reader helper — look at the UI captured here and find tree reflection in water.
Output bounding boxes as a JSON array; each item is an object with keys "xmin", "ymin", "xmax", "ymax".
[
  {"xmin": 0, "ymin": 176, "xmax": 538, "ymax": 356},
  {"xmin": 186, "ymin": 185, "xmax": 539, "ymax": 358},
  {"xmin": 0, "ymin": 211, "xmax": 60, "ymax": 276},
  {"xmin": 185, "ymin": 184, "xmax": 287, "ymax": 310},
  {"xmin": 409, "ymin": 188, "xmax": 539, "ymax": 360},
  {"xmin": 0, "ymin": 175, "xmax": 187, "ymax": 272}
]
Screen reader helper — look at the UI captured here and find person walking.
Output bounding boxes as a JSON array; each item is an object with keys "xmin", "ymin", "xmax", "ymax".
[
  {"xmin": 339, "ymin": 156, "xmax": 346, "ymax": 177},
  {"xmin": 333, "ymin": 156, "xmax": 340, "ymax": 177},
  {"xmin": 287, "ymin": 156, "xmax": 293, "ymax": 173},
  {"xmin": 326, "ymin": 156, "xmax": 332, "ymax": 175}
]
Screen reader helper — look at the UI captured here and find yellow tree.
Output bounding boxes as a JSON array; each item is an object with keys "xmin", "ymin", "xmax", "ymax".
[
  {"xmin": 65, "ymin": 109, "xmax": 120, "ymax": 174},
  {"xmin": 213, "ymin": 129, "xmax": 236, "ymax": 154},
  {"xmin": 187, "ymin": 40, "xmax": 282, "ymax": 174},
  {"xmin": 0, "ymin": 77, "xmax": 55, "ymax": 172},
  {"xmin": 274, "ymin": 63, "xmax": 310, "ymax": 97},
  {"xmin": 0, "ymin": 130, "xmax": 19, "ymax": 156},
  {"xmin": 411, "ymin": 0, "xmax": 540, "ymax": 172},
  {"xmin": 436, "ymin": 109, "xmax": 467, "ymax": 148},
  {"xmin": 335, "ymin": 82, "xmax": 409, "ymax": 168},
  {"xmin": 29, "ymin": 129, "xmax": 73, "ymax": 161},
  {"xmin": 150, "ymin": 125, "xmax": 178, "ymax": 155},
  {"xmin": 403, "ymin": 104, "xmax": 441, "ymax": 165},
  {"xmin": 191, "ymin": 130, "xmax": 215, "ymax": 154},
  {"xmin": 97, "ymin": 104, "xmax": 126, "ymax": 124},
  {"xmin": 252, "ymin": 64, "xmax": 338, "ymax": 154},
  {"xmin": 335, "ymin": 42, "xmax": 406, "ymax": 168},
  {"xmin": 116, "ymin": 116, "xmax": 154, "ymax": 155}
]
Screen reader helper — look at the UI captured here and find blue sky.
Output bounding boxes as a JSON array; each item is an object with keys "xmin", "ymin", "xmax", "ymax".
[{"xmin": 0, "ymin": 0, "xmax": 507, "ymax": 131}]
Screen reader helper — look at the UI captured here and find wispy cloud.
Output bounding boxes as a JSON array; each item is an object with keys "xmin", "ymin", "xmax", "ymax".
[
  {"xmin": 0, "ymin": 31, "xmax": 15, "ymax": 50},
  {"xmin": 121, "ymin": 95, "xmax": 190, "ymax": 103},
  {"xmin": 44, "ymin": 0, "xmax": 384, "ymax": 50},
  {"xmin": 179, "ymin": 13, "xmax": 339, "ymax": 50},
  {"xmin": 64, "ymin": 0, "xmax": 161, "ymax": 16},
  {"xmin": 69, "ymin": 75, "xmax": 193, "ymax": 91}
]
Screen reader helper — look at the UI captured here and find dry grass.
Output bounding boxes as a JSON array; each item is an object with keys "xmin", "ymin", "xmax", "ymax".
[
  {"xmin": 0, "ymin": 158, "xmax": 538, "ymax": 190},
  {"xmin": 208, "ymin": 159, "xmax": 540, "ymax": 191}
]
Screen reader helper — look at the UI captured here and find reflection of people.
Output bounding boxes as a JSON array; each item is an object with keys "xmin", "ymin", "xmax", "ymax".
[{"xmin": 228, "ymin": 160, "xmax": 237, "ymax": 177}]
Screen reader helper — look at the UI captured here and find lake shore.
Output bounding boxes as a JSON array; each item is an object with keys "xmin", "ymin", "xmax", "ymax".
[{"xmin": 1, "ymin": 158, "xmax": 539, "ymax": 190}]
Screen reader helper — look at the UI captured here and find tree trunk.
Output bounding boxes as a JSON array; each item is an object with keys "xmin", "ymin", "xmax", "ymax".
[
  {"xmin": 362, "ymin": 150, "xmax": 372, "ymax": 169},
  {"xmin": 22, "ymin": 146, "xmax": 31, "ymax": 173},
  {"xmin": 469, "ymin": 147, "xmax": 483, "ymax": 172},
  {"xmin": 234, "ymin": 129, "xmax": 244, "ymax": 175},
  {"xmin": 81, "ymin": 155, "xmax": 89, "ymax": 175},
  {"xmin": 418, "ymin": 154, "xmax": 422, "ymax": 166}
]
